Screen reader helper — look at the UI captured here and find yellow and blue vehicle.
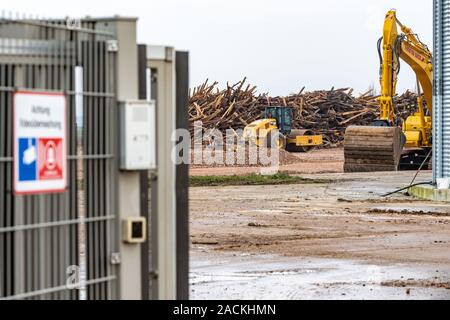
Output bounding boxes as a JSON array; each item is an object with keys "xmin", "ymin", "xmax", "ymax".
[{"xmin": 243, "ymin": 106, "xmax": 323, "ymax": 152}]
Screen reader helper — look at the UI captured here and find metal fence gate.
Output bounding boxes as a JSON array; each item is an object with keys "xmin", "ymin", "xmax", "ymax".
[{"xmin": 0, "ymin": 13, "xmax": 119, "ymax": 299}]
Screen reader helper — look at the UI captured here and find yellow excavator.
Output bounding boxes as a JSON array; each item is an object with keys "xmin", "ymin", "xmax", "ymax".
[{"xmin": 344, "ymin": 10, "xmax": 433, "ymax": 172}]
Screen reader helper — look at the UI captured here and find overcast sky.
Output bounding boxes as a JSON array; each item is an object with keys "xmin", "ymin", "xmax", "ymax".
[{"xmin": 4, "ymin": 0, "xmax": 433, "ymax": 96}]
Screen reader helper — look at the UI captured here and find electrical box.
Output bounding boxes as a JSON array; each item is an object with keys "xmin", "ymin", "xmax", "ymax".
[
  {"xmin": 122, "ymin": 217, "xmax": 147, "ymax": 244},
  {"xmin": 120, "ymin": 100, "xmax": 156, "ymax": 170}
]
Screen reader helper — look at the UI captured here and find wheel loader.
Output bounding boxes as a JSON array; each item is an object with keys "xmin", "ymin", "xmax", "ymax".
[
  {"xmin": 243, "ymin": 106, "xmax": 323, "ymax": 152},
  {"xmin": 344, "ymin": 10, "xmax": 433, "ymax": 172}
]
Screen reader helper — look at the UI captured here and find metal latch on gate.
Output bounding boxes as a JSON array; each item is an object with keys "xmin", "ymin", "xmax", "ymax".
[
  {"xmin": 149, "ymin": 270, "xmax": 158, "ymax": 280},
  {"xmin": 107, "ymin": 40, "xmax": 119, "ymax": 52}
]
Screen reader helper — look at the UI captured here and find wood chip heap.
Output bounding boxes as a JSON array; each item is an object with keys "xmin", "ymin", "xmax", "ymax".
[{"xmin": 189, "ymin": 78, "xmax": 420, "ymax": 147}]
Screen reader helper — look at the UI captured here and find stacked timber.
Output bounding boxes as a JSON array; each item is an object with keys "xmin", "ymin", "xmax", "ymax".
[{"xmin": 189, "ymin": 78, "xmax": 420, "ymax": 147}]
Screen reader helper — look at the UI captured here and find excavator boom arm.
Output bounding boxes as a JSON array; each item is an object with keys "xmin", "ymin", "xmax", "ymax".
[
  {"xmin": 378, "ymin": 10, "xmax": 399, "ymax": 123},
  {"xmin": 397, "ymin": 32, "xmax": 433, "ymax": 116},
  {"xmin": 379, "ymin": 10, "xmax": 433, "ymax": 122}
]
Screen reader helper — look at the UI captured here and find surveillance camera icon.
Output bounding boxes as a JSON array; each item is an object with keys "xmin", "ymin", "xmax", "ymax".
[{"xmin": 23, "ymin": 138, "xmax": 37, "ymax": 165}]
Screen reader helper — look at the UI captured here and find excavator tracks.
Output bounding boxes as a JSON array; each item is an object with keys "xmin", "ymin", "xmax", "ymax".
[
  {"xmin": 399, "ymin": 148, "xmax": 432, "ymax": 171},
  {"xmin": 343, "ymin": 126, "xmax": 405, "ymax": 172}
]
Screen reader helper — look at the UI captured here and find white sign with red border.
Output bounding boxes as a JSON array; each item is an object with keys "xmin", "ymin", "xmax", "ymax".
[{"xmin": 14, "ymin": 91, "xmax": 67, "ymax": 195}]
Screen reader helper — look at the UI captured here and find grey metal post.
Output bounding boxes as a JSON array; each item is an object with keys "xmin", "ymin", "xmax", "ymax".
[
  {"xmin": 149, "ymin": 68, "xmax": 159, "ymax": 300},
  {"xmin": 137, "ymin": 44, "xmax": 150, "ymax": 300},
  {"xmin": 148, "ymin": 46, "xmax": 177, "ymax": 299},
  {"xmin": 175, "ymin": 51, "xmax": 189, "ymax": 300},
  {"xmin": 108, "ymin": 17, "xmax": 142, "ymax": 300},
  {"xmin": 158, "ymin": 55, "xmax": 177, "ymax": 299},
  {"xmin": 75, "ymin": 65, "xmax": 87, "ymax": 300}
]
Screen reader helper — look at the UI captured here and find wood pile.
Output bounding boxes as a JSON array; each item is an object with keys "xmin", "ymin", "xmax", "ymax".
[{"xmin": 189, "ymin": 78, "xmax": 420, "ymax": 147}]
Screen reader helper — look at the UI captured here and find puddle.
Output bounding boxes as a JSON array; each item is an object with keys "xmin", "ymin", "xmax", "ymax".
[{"xmin": 190, "ymin": 251, "xmax": 450, "ymax": 300}]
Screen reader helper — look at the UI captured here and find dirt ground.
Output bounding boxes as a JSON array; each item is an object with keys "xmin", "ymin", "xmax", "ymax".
[
  {"xmin": 190, "ymin": 147, "xmax": 344, "ymax": 176},
  {"xmin": 189, "ymin": 148, "xmax": 450, "ymax": 300}
]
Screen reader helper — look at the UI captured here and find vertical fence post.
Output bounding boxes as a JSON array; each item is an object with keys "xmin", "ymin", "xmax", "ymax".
[
  {"xmin": 146, "ymin": 68, "xmax": 152, "ymax": 102},
  {"xmin": 137, "ymin": 44, "xmax": 150, "ymax": 300},
  {"xmin": 175, "ymin": 51, "xmax": 189, "ymax": 300},
  {"xmin": 75, "ymin": 66, "xmax": 87, "ymax": 300}
]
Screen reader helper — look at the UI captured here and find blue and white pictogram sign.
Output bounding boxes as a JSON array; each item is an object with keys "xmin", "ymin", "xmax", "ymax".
[
  {"xmin": 14, "ymin": 92, "xmax": 67, "ymax": 195},
  {"xmin": 18, "ymin": 137, "xmax": 37, "ymax": 182}
]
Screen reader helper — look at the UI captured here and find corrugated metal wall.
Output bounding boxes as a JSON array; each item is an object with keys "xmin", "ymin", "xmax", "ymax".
[
  {"xmin": 0, "ymin": 14, "xmax": 119, "ymax": 299},
  {"xmin": 434, "ymin": 0, "xmax": 450, "ymax": 180}
]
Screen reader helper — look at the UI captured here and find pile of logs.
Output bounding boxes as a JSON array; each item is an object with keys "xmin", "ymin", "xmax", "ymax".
[{"xmin": 189, "ymin": 78, "xmax": 420, "ymax": 147}]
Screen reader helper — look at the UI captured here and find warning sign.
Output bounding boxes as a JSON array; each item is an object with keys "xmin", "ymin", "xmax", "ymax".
[
  {"xmin": 38, "ymin": 138, "xmax": 64, "ymax": 180},
  {"xmin": 14, "ymin": 91, "xmax": 67, "ymax": 195}
]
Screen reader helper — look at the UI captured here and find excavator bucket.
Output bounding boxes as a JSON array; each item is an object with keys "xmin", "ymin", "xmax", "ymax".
[{"xmin": 343, "ymin": 126, "xmax": 405, "ymax": 172}]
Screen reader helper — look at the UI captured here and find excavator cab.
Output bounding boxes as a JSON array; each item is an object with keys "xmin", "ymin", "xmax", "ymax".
[{"xmin": 264, "ymin": 106, "xmax": 294, "ymax": 136}]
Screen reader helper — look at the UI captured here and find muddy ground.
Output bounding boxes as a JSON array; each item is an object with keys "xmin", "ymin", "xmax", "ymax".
[
  {"xmin": 190, "ymin": 147, "xmax": 344, "ymax": 176},
  {"xmin": 189, "ymin": 148, "xmax": 450, "ymax": 300}
]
